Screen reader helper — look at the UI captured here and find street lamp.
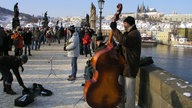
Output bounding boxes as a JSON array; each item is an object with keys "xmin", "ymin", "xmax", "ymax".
[{"xmin": 98, "ymin": 0, "xmax": 105, "ymax": 37}]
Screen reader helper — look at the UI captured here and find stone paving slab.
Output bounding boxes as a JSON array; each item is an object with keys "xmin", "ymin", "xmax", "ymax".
[
  {"xmin": 0, "ymin": 42, "xmax": 140, "ymax": 108},
  {"xmin": 0, "ymin": 42, "xmax": 91, "ymax": 108}
]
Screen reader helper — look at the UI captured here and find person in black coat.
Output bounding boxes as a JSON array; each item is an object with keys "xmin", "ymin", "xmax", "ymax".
[
  {"xmin": 110, "ymin": 16, "xmax": 141, "ymax": 108},
  {"xmin": 0, "ymin": 26, "xmax": 6, "ymax": 56},
  {"xmin": 78, "ymin": 27, "xmax": 85, "ymax": 55},
  {"xmin": 3, "ymin": 30, "xmax": 12, "ymax": 56},
  {"xmin": 23, "ymin": 28, "xmax": 32, "ymax": 56},
  {"xmin": 0, "ymin": 55, "xmax": 28, "ymax": 95}
]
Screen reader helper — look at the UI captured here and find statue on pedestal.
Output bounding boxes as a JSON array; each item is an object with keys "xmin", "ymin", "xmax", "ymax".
[
  {"xmin": 42, "ymin": 11, "xmax": 49, "ymax": 29},
  {"xmin": 12, "ymin": 2, "xmax": 20, "ymax": 30},
  {"xmin": 90, "ymin": 3, "xmax": 96, "ymax": 31},
  {"xmin": 14, "ymin": 2, "xmax": 19, "ymax": 18}
]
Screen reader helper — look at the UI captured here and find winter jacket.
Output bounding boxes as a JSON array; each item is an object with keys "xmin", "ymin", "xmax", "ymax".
[
  {"xmin": 0, "ymin": 56, "xmax": 25, "ymax": 87},
  {"xmin": 82, "ymin": 33, "xmax": 92, "ymax": 46},
  {"xmin": 11, "ymin": 32, "xmax": 24, "ymax": 48},
  {"xmin": 33, "ymin": 29, "xmax": 41, "ymax": 40},
  {"xmin": 66, "ymin": 32, "xmax": 80, "ymax": 57},
  {"xmin": 23, "ymin": 30, "xmax": 32, "ymax": 45},
  {"xmin": 112, "ymin": 25, "xmax": 141, "ymax": 78},
  {"xmin": 0, "ymin": 27, "xmax": 6, "ymax": 51}
]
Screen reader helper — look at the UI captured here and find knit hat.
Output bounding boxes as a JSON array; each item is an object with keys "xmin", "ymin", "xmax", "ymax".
[
  {"xmin": 123, "ymin": 16, "xmax": 135, "ymax": 26},
  {"xmin": 21, "ymin": 55, "xmax": 28, "ymax": 63},
  {"xmin": 68, "ymin": 25, "xmax": 75, "ymax": 32}
]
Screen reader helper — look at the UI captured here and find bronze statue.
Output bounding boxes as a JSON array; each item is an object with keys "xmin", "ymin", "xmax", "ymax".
[
  {"xmin": 14, "ymin": 2, "xmax": 19, "ymax": 18},
  {"xmin": 44, "ymin": 11, "xmax": 47, "ymax": 18},
  {"xmin": 12, "ymin": 2, "xmax": 20, "ymax": 30},
  {"xmin": 42, "ymin": 11, "xmax": 49, "ymax": 28}
]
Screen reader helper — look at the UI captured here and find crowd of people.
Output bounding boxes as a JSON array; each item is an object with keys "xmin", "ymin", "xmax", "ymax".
[
  {"xmin": 0, "ymin": 24, "xmax": 97, "ymax": 57},
  {"xmin": 0, "ymin": 24, "xmax": 98, "ymax": 94},
  {"xmin": 0, "ymin": 16, "xmax": 141, "ymax": 108}
]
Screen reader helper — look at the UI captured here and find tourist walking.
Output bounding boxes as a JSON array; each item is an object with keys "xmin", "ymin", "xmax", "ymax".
[
  {"xmin": 23, "ymin": 28, "xmax": 32, "ymax": 56},
  {"xmin": 46, "ymin": 27, "xmax": 54, "ymax": 46},
  {"xmin": 78, "ymin": 27, "xmax": 85, "ymax": 55},
  {"xmin": 33, "ymin": 27, "xmax": 41, "ymax": 50},
  {"xmin": 11, "ymin": 28, "xmax": 24, "ymax": 56},
  {"xmin": 82, "ymin": 30, "xmax": 92, "ymax": 57}
]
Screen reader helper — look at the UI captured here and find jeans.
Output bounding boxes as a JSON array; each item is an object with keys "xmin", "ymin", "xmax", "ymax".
[
  {"xmin": 31, "ymin": 40, "xmax": 35, "ymax": 50},
  {"xmin": 71, "ymin": 57, "xmax": 77, "ymax": 78},
  {"xmin": 35, "ymin": 40, "xmax": 39, "ymax": 50},
  {"xmin": 38, "ymin": 40, "xmax": 42, "ymax": 49},
  {"xmin": 118, "ymin": 76, "xmax": 136, "ymax": 108}
]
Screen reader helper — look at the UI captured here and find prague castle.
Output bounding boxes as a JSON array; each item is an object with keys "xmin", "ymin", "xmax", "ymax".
[{"xmin": 106, "ymin": 3, "xmax": 192, "ymax": 23}]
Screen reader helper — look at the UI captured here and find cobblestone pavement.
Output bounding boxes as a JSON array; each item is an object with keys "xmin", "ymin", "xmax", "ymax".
[
  {"xmin": 0, "ymin": 42, "xmax": 140, "ymax": 108},
  {"xmin": 0, "ymin": 42, "xmax": 90, "ymax": 108}
]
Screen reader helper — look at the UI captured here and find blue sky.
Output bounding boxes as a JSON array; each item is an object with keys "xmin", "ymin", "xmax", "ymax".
[{"xmin": 0, "ymin": 0, "xmax": 191, "ymax": 17}]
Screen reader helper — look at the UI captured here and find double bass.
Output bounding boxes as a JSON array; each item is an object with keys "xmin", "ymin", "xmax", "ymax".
[{"xmin": 84, "ymin": 3, "xmax": 124, "ymax": 108}]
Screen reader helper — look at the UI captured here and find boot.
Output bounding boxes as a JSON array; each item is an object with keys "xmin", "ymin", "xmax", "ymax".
[{"xmin": 5, "ymin": 84, "xmax": 16, "ymax": 95}]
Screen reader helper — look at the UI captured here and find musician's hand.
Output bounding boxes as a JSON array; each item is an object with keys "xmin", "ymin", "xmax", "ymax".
[{"xmin": 110, "ymin": 22, "xmax": 117, "ymax": 30}]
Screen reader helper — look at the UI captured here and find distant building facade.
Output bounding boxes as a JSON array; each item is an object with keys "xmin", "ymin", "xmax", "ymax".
[{"xmin": 162, "ymin": 13, "xmax": 192, "ymax": 22}]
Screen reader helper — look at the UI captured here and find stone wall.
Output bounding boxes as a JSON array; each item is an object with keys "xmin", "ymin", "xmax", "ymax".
[{"xmin": 136, "ymin": 65, "xmax": 192, "ymax": 108}]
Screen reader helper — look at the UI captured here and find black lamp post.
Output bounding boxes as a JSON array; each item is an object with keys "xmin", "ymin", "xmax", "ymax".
[{"xmin": 98, "ymin": 0, "xmax": 105, "ymax": 37}]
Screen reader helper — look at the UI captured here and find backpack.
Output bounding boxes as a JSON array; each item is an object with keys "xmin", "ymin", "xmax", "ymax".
[{"xmin": 139, "ymin": 56, "xmax": 154, "ymax": 66}]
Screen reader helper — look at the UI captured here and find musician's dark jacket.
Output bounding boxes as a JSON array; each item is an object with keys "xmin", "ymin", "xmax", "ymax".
[
  {"xmin": 0, "ymin": 56, "xmax": 25, "ymax": 88},
  {"xmin": 112, "ymin": 25, "xmax": 141, "ymax": 78}
]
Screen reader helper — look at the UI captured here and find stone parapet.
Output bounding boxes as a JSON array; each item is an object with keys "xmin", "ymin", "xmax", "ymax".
[{"xmin": 136, "ymin": 65, "xmax": 192, "ymax": 108}]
